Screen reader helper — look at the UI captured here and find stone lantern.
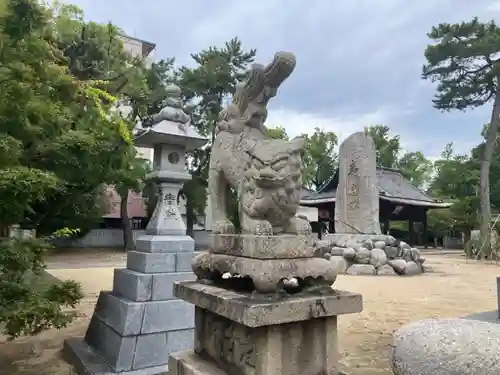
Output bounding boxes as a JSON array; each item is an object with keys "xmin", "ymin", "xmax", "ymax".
[{"xmin": 64, "ymin": 84, "xmax": 208, "ymax": 374}]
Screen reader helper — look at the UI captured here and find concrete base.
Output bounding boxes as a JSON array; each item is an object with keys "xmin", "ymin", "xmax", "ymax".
[
  {"xmin": 64, "ymin": 232, "xmax": 197, "ymax": 374},
  {"xmin": 63, "ymin": 338, "xmax": 168, "ymax": 375},
  {"xmin": 167, "ymin": 281, "xmax": 363, "ymax": 375}
]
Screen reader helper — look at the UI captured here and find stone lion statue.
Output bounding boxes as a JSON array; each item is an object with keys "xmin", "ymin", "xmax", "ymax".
[{"xmin": 208, "ymin": 52, "xmax": 311, "ymax": 236}]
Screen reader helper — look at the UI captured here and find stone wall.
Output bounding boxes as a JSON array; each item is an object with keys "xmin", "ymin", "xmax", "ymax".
[
  {"xmin": 318, "ymin": 234, "xmax": 425, "ymax": 276},
  {"xmin": 51, "ymin": 229, "xmax": 209, "ymax": 250}
]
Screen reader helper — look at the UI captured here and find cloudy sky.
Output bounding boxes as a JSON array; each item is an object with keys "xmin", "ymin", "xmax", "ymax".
[{"xmin": 67, "ymin": 0, "xmax": 500, "ymax": 158}]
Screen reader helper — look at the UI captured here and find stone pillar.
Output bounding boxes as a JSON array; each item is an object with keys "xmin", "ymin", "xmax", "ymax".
[
  {"xmin": 168, "ymin": 281, "xmax": 362, "ymax": 375},
  {"xmin": 64, "ymin": 150, "xmax": 197, "ymax": 374},
  {"xmin": 334, "ymin": 132, "xmax": 381, "ymax": 235}
]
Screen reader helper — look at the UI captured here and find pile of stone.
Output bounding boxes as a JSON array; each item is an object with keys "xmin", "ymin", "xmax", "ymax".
[{"xmin": 316, "ymin": 234, "xmax": 425, "ymax": 276}]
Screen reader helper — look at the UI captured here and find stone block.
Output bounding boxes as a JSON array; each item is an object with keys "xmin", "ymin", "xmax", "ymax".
[
  {"xmin": 192, "ymin": 306, "xmax": 340, "ymax": 375},
  {"xmin": 174, "ymin": 281, "xmax": 362, "ymax": 327},
  {"xmin": 175, "ymin": 252, "xmax": 193, "ymax": 272},
  {"xmin": 166, "ymin": 329, "xmax": 194, "ymax": 355},
  {"xmin": 132, "ymin": 332, "xmax": 168, "ymax": 370},
  {"xmin": 210, "ymin": 233, "xmax": 315, "ymax": 259},
  {"xmin": 93, "ymin": 291, "xmax": 145, "ymax": 336},
  {"xmin": 127, "ymin": 251, "xmax": 176, "ymax": 274},
  {"xmin": 84, "ymin": 316, "xmax": 137, "ymax": 372},
  {"xmin": 142, "ymin": 299, "xmax": 194, "ymax": 334},
  {"xmin": 135, "ymin": 235, "xmax": 194, "ymax": 253},
  {"xmin": 152, "ymin": 272, "xmax": 196, "ymax": 300},
  {"xmin": 63, "ymin": 337, "xmax": 170, "ymax": 374},
  {"xmin": 113, "ymin": 268, "xmax": 153, "ymax": 302}
]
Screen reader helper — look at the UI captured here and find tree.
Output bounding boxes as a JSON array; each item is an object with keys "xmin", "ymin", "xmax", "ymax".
[
  {"xmin": 302, "ymin": 128, "xmax": 338, "ymax": 190},
  {"xmin": 398, "ymin": 151, "xmax": 433, "ymax": 189},
  {"xmin": 0, "ymin": 0, "xmax": 136, "ymax": 339},
  {"xmin": 422, "ymin": 17, "xmax": 500, "ymax": 257},
  {"xmin": 364, "ymin": 125, "xmax": 432, "ymax": 189},
  {"xmin": 265, "ymin": 125, "xmax": 289, "ymax": 140},
  {"xmin": 427, "ymin": 143, "xmax": 479, "ymax": 240},
  {"xmin": 365, "ymin": 125, "xmax": 400, "ymax": 168},
  {"xmin": 177, "ymin": 38, "xmax": 256, "ymax": 234},
  {"xmin": 50, "ymin": 2, "xmax": 169, "ymax": 248}
]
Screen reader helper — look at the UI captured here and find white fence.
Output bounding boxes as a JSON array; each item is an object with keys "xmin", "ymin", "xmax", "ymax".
[{"xmin": 52, "ymin": 228, "xmax": 210, "ymax": 250}]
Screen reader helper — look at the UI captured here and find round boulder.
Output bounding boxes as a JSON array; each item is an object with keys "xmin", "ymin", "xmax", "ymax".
[
  {"xmin": 384, "ymin": 246, "xmax": 399, "ymax": 259},
  {"xmin": 377, "ymin": 264, "xmax": 397, "ymax": 275},
  {"xmin": 342, "ymin": 247, "xmax": 356, "ymax": 260},
  {"xmin": 386, "ymin": 235, "xmax": 397, "ymax": 246},
  {"xmin": 388, "ymin": 259, "xmax": 407, "ymax": 275},
  {"xmin": 404, "ymin": 261, "xmax": 421, "ymax": 275},
  {"xmin": 374, "ymin": 240, "xmax": 386, "ymax": 249},
  {"xmin": 392, "ymin": 318, "xmax": 500, "ymax": 375},
  {"xmin": 362, "ymin": 239, "xmax": 374, "ymax": 250},
  {"xmin": 369, "ymin": 248, "xmax": 388, "ymax": 268},
  {"xmin": 329, "ymin": 256, "xmax": 349, "ymax": 273},
  {"xmin": 346, "ymin": 264, "xmax": 376, "ymax": 275},
  {"xmin": 409, "ymin": 247, "xmax": 421, "ymax": 262},
  {"xmin": 354, "ymin": 247, "xmax": 370, "ymax": 264},
  {"xmin": 399, "ymin": 241, "xmax": 411, "ymax": 250},
  {"xmin": 330, "ymin": 246, "xmax": 345, "ymax": 256}
]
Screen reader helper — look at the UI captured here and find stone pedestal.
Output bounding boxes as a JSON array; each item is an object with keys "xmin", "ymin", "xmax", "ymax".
[
  {"xmin": 168, "ymin": 281, "xmax": 362, "ymax": 375},
  {"xmin": 63, "ymin": 233, "xmax": 197, "ymax": 374},
  {"xmin": 192, "ymin": 234, "xmax": 337, "ymax": 293}
]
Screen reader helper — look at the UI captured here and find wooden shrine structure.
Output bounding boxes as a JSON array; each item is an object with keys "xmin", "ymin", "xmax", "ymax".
[{"xmin": 300, "ymin": 167, "xmax": 451, "ymax": 246}]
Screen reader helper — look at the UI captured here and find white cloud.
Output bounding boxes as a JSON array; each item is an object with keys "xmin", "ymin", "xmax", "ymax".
[
  {"xmin": 266, "ymin": 106, "xmax": 394, "ymax": 141},
  {"xmin": 266, "ymin": 106, "xmax": 477, "ymax": 160}
]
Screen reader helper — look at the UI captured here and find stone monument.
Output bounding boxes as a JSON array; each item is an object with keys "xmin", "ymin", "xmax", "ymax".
[
  {"xmin": 322, "ymin": 132, "xmax": 425, "ymax": 276},
  {"xmin": 63, "ymin": 84, "xmax": 208, "ymax": 374},
  {"xmin": 167, "ymin": 52, "xmax": 363, "ymax": 375},
  {"xmin": 335, "ymin": 132, "xmax": 381, "ymax": 235}
]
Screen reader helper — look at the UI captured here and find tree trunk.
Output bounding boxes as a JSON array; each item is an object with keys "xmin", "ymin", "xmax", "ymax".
[
  {"xmin": 479, "ymin": 87, "xmax": 500, "ymax": 259},
  {"xmin": 120, "ymin": 190, "xmax": 134, "ymax": 251},
  {"xmin": 185, "ymin": 197, "xmax": 194, "ymax": 238}
]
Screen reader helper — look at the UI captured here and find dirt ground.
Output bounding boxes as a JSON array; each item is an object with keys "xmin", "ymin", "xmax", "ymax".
[{"xmin": 1, "ymin": 252, "xmax": 499, "ymax": 375}]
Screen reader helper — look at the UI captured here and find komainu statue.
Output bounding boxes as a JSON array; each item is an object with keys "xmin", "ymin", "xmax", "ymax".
[
  {"xmin": 194, "ymin": 52, "xmax": 337, "ymax": 295},
  {"xmin": 208, "ymin": 51, "xmax": 311, "ymax": 236}
]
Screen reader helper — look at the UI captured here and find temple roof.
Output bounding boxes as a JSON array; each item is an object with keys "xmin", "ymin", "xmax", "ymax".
[{"xmin": 300, "ymin": 166, "xmax": 451, "ymax": 208}]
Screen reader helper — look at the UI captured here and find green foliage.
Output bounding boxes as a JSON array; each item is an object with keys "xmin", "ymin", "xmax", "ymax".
[
  {"xmin": 177, "ymin": 38, "xmax": 256, "ymax": 230},
  {"xmin": 427, "ymin": 143, "xmax": 479, "ymax": 233},
  {"xmin": 0, "ymin": 0, "xmax": 143, "ymax": 338},
  {"xmin": 365, "ymin": 125, "xmax": 400, "ymax": 168},
  {"xmin": 423, "ymin": 17, "xmax": 500, "ymax": 257},
  {"xmin": 0, "ymin": 237, "xmax": 83, "ymax": 340},
  {"xmin": 397, "ymin": 151, "xmax": 433, "ymax": 189},
  {"xmin": 264, "ymin": 126, "xmax": 338, "ymax": 191},
  {"xmin": 265, "ymin": 125, "xmax": 289, "ymax": 140},
  {"xmin": 302, "ymin": 128, "xmax": 338, "ymax": 190},
  {"xmin": 422, "ymin": 17, "xmax": 500, "ymax": 110},
  {"xmin": 364, "ymin": 125, "xmax": 433, "ymax": 189}
]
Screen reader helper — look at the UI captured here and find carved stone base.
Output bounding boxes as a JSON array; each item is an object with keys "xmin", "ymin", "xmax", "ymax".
[
  {"xmin": 210, "ymin": 233, "xmax": 316, "ymax": 259},
  {"xmin": 192, "ymin": 252, "xmax": 337, "ymax": 293},
  {"xmin": 167, "ymin": 281, "xmax": 362, "ymax": 375}
]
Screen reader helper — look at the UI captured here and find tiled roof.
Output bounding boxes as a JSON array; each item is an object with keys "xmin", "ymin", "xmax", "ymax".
[{"xmin": 300, "ymin": 167, "xmax": 451, "ymax": 208}]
